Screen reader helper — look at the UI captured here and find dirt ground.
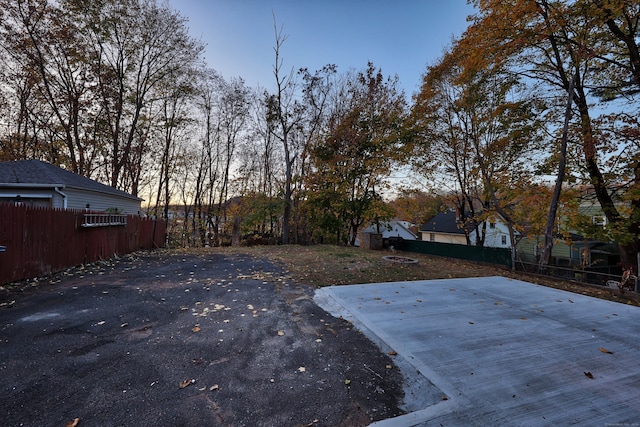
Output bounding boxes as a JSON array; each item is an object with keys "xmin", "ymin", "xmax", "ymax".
[{"xmin": 0, "ymin": 251, "xmax": 404, "ymax": 427}]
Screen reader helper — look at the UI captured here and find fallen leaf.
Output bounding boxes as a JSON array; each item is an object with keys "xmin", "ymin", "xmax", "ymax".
[
  {"xmin": 441, "ymin": 395, "xmax": 448, "ymax": 401},
  {"xmin": 568, "ymin": 299, "xmax": 574, "ymax": 303},
  {"xmin": 277, "ymin": 330, "xmax": 285, "ymax": 336},
  {"xmin": 179, "ymin": 379, "xmax": 194, "ymax": 389},
  {"xmin": 298, "ymin": 366, "xmax": 306, "ymax": 372},
  {"xmin": 584, "ymin": 371, "xmax": 594, "ymax": 379},
  {"xmin": 344, "ymin": 379, "xmax": 351, "ymax": 385},
  {"xmin": 599, "ymin": 347, "xmax": 614, "ymax": 354},
  {"xmin": 192, "ymin": 326, "xmax": 201, "ymax": 333},
  {"xmin": 210, "ymin": 384, "xmax": 219, "ymax": 391},
  {"xmin": 385, "ymin": 364, "xmax": 392, "ymax": 369},
  {"xmin": 66, "ymin": 418, "xmax": 80, "ymax": 427},
  {"xmin": 388, "ymin": 350, "xmax": 398, "ymax": 356}
]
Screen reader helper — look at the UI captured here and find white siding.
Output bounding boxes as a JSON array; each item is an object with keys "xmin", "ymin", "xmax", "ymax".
[
  {"xmin": 484, "ymin": 223, "xmax": 511, "ymax": 248},
  {"xmin": 64, "ymin": 188, "xmax": 141, "ymax": 214},
  {"xmin": 470, "ymin": 220, "xmax": 514, "ymax": 248}
]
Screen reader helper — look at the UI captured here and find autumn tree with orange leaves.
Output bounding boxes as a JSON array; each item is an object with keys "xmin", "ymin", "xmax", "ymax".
[
  {"xmin": 453, "ymin": 0, "xmax": 639, "ymax": 267},
  {"xmin": 306, "ymin": 63, "xmax": 408, "ymax": 246},
  {"xmin": 411, "ymin": 37, "xmax": 545, "ymax": 257}
]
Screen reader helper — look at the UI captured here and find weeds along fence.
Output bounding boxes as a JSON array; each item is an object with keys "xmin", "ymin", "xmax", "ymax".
[
  {"xmin": 0, "ymin": 203, "xmax": 166, "ymax": 285},
  {"xmin": 515, "ymin": 260, "xmax": 631, "ymax": 288}
]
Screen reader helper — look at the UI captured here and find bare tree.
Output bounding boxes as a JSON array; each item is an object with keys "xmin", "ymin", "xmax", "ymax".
[
  {"xmin": 0, "ymin": 0, "xmax": 98, "ymax": 173},
  {"xmin": 68, "ymin": 0, "xmax": 204, "ymax": 194},
  {"xmin": 268, "ymin": 17, "xmax": 304, "ymax": 244}
]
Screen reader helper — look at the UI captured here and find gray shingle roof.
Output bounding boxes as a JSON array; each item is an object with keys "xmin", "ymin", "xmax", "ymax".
[
  {"xmin": 0, "ymin": 160, "xmax": 141, "ymax": 201},
  {"xmin": 420, "ymin": 210, "xmax": 466, "ymax": 234}
]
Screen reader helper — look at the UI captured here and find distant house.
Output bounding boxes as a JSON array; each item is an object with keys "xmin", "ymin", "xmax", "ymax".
[
  {"xmin": 420, "ymin": 210, "xmax": 466, "ymax": 245},
  {"xmin": 355, "ymin": 220, "xmax": 418, "ymax": 248},
  {"xmin": 0, "ymin": 160, "xmax": 142, "ymax": 214},
  {"xmin": 420, "ymin": 209, "xmax": 515, "ymax": 248},
  {"xmin": 361, "ymin": 220, "xmax": 418, "ymax": 241},
  {"xmin": 516, "ymin": 196, "xmax": 620, "ymax": 269},
  {"xmin": 516, "ymin": 233, "xmax": 619, "ymax": 268}
]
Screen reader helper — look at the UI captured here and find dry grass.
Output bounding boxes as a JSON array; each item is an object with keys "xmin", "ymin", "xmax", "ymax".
[
  {"xmin": 198, "ymin": 245, "xmax": 640, "ymax": 306},
  {"xmin": 204, "ymin": 244, "xmax": 640, "ymax": 307},
  {"xmin": 226, "ymin": 245, "xmax": 507, "ymax": 286}
]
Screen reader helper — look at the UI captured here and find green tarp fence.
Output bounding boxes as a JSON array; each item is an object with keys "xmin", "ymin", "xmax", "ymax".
[{"xmin": 397, "ymin": 240, "xmax": 512, "ymax": 269}]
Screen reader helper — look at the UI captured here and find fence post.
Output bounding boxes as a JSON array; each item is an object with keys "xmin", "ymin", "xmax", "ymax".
[{"xmin": 635, "ymin": 252, "xmax": 640, "ymax": 293}]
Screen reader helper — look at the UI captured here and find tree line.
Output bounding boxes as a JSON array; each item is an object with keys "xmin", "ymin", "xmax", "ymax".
[
  {"xmin": 0, "ymin": 0, "xmax": 638, "ymax": 269},
  {"xmin": 411, "ymin": 0, "xmax": 639, "ymax": 268}
]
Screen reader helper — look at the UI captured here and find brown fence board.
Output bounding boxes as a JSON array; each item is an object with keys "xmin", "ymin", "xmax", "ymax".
[{"xmin": 0, "ymin": 203, "xmax": 166, "ymax": 285}]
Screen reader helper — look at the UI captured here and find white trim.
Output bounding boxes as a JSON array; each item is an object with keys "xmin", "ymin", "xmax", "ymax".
[
  {"xmin": 0, "ymin": 193, "xmax": 52, "ymax": 199},
  {"xmin": 54, "ymin": 187, "xmax": 67, "ymax": 209}
]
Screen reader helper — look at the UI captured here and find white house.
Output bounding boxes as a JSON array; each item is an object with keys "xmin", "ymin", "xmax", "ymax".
[
  {"xmin": 361, "ymin": 220, "xmax": 418, "ymax": 240},
  {"xmin": 355, "ymin": 220, "xmax": 418, "ymax": 247}
]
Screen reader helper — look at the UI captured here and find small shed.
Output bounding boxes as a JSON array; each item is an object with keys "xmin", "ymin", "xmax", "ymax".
[{"xmin": 358, "ymin": 231, "xmax": 383, "ymax": 250}]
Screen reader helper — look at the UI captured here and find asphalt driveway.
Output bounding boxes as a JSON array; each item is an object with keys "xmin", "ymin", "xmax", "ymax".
[{"xmin": 0, "ymin": 251, "xmax": 404, "ymax": 427}]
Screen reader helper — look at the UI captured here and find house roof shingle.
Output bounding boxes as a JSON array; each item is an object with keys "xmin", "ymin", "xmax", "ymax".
[
  {"xmin": 0, "ymin": 160, "xmax": 141, "ymax": 201},
  {"xmin": 420, "ymin": 210, "xmax": 466, "ymax": 234}
]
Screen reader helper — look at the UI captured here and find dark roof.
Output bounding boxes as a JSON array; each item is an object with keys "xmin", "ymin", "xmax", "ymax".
[
  {"xmin": 0, "ymin": 160, "xmax": 141, "ymax": 201},
  {"xmin": 420, "ymin": 210, "xmax": 466, "ymax": 234}
]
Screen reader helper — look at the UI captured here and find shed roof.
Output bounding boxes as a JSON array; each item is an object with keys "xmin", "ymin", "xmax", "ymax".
[{"xmin": 0, "ymin": 160, "xmax": 141, "ymax": 201}]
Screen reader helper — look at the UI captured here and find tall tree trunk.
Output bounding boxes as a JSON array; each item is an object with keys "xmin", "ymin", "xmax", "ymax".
[{"xmin": 539, "ymin": 72, "xmax": 575, "ymax": 267}]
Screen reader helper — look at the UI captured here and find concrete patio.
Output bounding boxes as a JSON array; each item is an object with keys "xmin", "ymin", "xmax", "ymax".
[{"xmin": 315, "ymin": 276, "xmax": 640, "ymax": 426}]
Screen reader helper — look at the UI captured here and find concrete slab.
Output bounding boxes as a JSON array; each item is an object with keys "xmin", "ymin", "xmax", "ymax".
[{"xmin": 314, "ymin": 276, "xmax": 640, "ymax": 426}]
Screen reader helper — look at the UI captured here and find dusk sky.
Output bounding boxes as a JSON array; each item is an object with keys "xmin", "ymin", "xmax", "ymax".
[{"xmin": 168, "ymin": 0, "xmax": 476, "ymax": 96}]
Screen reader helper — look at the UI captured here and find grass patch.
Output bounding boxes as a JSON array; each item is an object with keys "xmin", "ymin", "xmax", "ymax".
[
  {"xmin": 205, "ymin": 244, "xmax": 640, "ymax": 307},
  {"xmin": 210, "ymin": 244, "xmax": 507, "ymax": 287}
]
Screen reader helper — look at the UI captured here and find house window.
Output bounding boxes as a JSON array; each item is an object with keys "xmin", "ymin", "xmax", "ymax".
[
  {"xmin": 489, "ymin": 222, "xmax": 496, "ymax": 229},
  {"xmin": 430, "ymin": 233, "xmax": 435, "ymax": 242},
  {"xmin": 501, "ymin": 235, "xmax": 507, "ymax": 245}
]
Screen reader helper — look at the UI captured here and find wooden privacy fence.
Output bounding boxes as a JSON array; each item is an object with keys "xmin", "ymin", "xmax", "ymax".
[{"xmin": 0, "ymin": 203, "xmax": 166, "ymax": 285}]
